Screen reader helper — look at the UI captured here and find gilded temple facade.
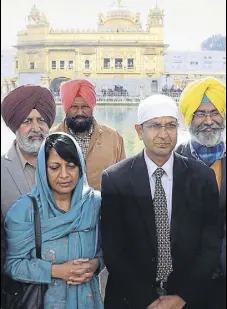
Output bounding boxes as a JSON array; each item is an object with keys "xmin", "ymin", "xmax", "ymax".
[
  {"xmin": 2, "ymin": 1, "xmax": 225, "ymax": 100},
  {"xmin": 13, "ymin": 0, "xmax": 167, "ymax": 97}
]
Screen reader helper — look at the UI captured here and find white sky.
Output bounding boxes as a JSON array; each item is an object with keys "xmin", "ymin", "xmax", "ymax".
[{"xmin": 1, "ymin": 0, "xmax": 226, "ymax": 51}]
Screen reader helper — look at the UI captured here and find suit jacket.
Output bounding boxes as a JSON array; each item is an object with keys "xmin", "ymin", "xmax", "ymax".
[
  {"xmin": 175, "ymin": 142, "xmax": 226, "ymax": 220},
  {"xmin": 101, "ymin": 152, "xmax": 220, "ymax": 309},
  {"xmin": 176, "ymin": 142, "xmax": 226, "ymax": 274},
  {"xmin": 1, "ymin": 141, "xmax": 30, "ymax": 217},
  {"xmin": 221, "ymin": 222, "xmax": 226, "ymax": 277}
]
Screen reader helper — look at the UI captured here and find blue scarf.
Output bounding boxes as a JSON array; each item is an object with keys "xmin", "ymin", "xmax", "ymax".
[
  {"xmin": 191, "ymin": 140, "xmax": 225, "ymax": 166},
  {"xmin": 5, "ymin": 133, "xmax": 103, "ymax": 309}
]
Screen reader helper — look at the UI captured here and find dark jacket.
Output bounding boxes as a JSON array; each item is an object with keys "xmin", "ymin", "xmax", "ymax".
[
  {"xmin": 221, "ymin": 222, "xmax": 226, "ymax": 277},
  {"xmin": 101, "ymin": 152, "xmax": 220, "ymax": 309},
  {"xmin": 176, "ymin": 142, "xmax": 226, "ymax": 275}
]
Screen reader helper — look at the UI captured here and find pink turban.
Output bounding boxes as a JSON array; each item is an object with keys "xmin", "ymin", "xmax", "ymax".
[
  {"xmin": 60, "ymin": 79, "xmax": 96, "ymax": 113},
  {"xmin": 1, "ymin": 85, "xmax": 56, "ymax": 133}
]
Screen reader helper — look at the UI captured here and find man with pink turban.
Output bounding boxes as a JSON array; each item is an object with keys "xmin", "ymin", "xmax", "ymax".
[
  {"xmin": 51, "ymin": 79, "xmax": 126, "ymax": 190},
  {"xmin": 51, "ymin": 79, "xmax": 126, "ymax": 299},
  {"xmin": 1, "ymin": 85, "xmax": 56, "ymax": 217}
]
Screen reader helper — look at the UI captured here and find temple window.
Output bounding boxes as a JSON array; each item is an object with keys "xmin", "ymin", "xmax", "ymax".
[
  {"xmin": 60, "ymin": 61, "xmax": 65, "ymax": 70},
  {"xmin": 115, "ymin": 58, "xmax": 123, "ymax": 68},
  {"xmin": 85, "ymin": 60, "xmax": 90, "ymax": 69},
  {"xmin": 128, "ymin": 58, "xmax": 134, "ymax": 68},
  {"xmin": 68, "ymin": 60, "xmax": 73, "ymax": 69},
  {"xmin": 30, "ymin": 62, "xmax": 35, "ymax": 69},
  {"xmin": 190, "ymin": 61, "xmax": 198, "ymax": 65},
  {"xmin": 104, "ymin": 58, "xmax": 110, "ymax": 68},
  {"xmin": 16, "ymin": 61, "xmax": 18, "ymax": 69},
  {"xmin": 52, "ymin": 60, "xmax": 56, "ymax": 69}
]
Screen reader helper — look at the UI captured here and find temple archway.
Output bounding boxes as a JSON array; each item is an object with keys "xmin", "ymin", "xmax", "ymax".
[{"xmin": 49, "ymin": 77, "xmax": 71, "ymax": 95}]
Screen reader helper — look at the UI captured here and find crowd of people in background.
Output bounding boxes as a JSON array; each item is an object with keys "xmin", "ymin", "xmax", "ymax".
[
  {"xmin": 101, "ymin": 85, "xmax": 129, "ymax": 97},
  {"xmin": 161, "ymin": 85, "xmax": 186, "ymax": 95},
  {"xmin": 1, "ymin": 76, "xmax": 226, "ymax": 309}
]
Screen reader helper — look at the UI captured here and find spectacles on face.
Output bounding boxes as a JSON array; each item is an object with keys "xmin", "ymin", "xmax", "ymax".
[
  {"xmin": 193, "ymin": 110, "xmax": 222, "ymax": 120},
  {"xmin": 143, "ymin": 122, "xmax": 179, "ymax": 133}
]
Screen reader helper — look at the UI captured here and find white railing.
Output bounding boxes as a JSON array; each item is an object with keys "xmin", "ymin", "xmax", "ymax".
[{"xmin": 96, "ymin": 92, "xmax": 181, "ymax": 104}]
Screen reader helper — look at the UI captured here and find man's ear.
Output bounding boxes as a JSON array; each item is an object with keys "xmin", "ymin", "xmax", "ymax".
[{"xmin": 135, "ymin": 124, "xmax": 143, "ymax": 141}]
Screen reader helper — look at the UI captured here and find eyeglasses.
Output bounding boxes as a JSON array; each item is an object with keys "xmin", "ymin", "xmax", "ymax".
[
  {"xmin": 143, "ymin": 122, "xmax": 179, "ymax": 132},
  {"xmin": 193, "ymin": 111, "xmax": 222, "ymax": 120}
]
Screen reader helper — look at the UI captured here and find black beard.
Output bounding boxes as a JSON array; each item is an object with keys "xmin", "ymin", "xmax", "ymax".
[{"xmin": 66, "ymin": 115, "xmax": 94, "ymax": 133}]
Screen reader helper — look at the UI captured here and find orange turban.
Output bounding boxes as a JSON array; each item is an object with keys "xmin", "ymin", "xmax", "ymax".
[{"xmin": 60, "ymin": 79, "xmax": 96, "ymax": 113}]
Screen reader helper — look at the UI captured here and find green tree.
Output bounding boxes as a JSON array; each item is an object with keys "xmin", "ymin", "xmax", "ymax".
[{"xmin": 201, "ymin": 34, "xmax": 226, "ymax": 51}]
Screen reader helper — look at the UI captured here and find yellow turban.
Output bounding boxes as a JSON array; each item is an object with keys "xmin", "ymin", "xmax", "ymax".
[{"xmin": 179, "ymin": 77, "xmax": 226, "ymax": 126}]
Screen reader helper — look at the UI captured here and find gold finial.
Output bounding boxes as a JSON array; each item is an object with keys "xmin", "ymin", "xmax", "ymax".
[
  {"xmin": 30, "ymin": 3, "xmax": 39, "ymax": 14},
  {"xmin": 118, "ymin": 0, "xmax": 123, "ymax": 7}
]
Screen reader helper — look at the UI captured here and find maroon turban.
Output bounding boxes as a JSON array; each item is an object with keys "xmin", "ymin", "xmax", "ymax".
[{"xmin": 1, "ymin": 85, "xmax": 56, "ymax": 133}]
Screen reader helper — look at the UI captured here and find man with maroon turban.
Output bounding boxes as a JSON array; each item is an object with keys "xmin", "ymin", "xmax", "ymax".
[
  {"xmin": 51, "ymin": 79, "xmax": 126, "ymax": 299},
  {"xmin": 1, "ymin": 85, "xmax": 56, "ymax": 217}
]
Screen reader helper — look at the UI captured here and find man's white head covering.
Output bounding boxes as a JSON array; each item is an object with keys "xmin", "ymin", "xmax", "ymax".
[{"xmin": 137, "ymin": 94, "xmax": 179, "ymax": 125}]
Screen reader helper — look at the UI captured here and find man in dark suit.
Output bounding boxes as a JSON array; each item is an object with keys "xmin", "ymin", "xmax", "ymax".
[
  {"xmin": 101, "ymin": 94, "xmax": 220, "ymax": 309},
  {"xmin": 176, "ymin": 77, "xmax": 226, "ymax": 309},
  {"xmin": 221, "ymin": 223, "xmax": 226, "ymax": 277}
]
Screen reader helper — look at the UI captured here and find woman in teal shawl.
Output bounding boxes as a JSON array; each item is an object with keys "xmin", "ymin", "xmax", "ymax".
[{"xmin": 4, "ymin": 132, "xmax": 104, "ymax": 309}]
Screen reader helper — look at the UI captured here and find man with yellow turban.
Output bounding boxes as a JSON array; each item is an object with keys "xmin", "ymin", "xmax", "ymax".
[{"xmin": 177, "ymin": 77, "xmax": 226, "ymax": 309}]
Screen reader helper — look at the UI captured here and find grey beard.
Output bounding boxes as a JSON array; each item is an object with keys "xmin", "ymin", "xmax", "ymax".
[
  {"xmin": 16, "ymin": 131, "xmax": 48, "ymax": 154},
  {"xmin": 189, "ymin": 125, "xmax": 225, "ymax": 147}
]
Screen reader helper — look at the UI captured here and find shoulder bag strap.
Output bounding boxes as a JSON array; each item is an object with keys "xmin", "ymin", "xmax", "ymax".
[{"xmin": 27, "ymin": 195, "xmax": 42, "ymax": 259}]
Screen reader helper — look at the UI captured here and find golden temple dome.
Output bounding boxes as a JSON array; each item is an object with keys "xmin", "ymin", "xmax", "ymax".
[
  {"xmin": 98, "ymin": 0, "xmax": 141, "ymax": 29},
  {"xmin": 30, "ymin": 4, "xmax": 40, "ymax": 15},
  {"xmin": 106, "ymin": 0, "xmax": 134, "ymax": 18}
]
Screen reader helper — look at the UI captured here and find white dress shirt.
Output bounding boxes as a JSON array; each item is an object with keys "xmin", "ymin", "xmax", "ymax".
[{"xmin": 144, "ymin": 150, "xmax": 174, "ymax": 224}]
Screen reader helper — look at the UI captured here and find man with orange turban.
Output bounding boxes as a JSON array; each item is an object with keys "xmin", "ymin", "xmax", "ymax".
[
  {"xmin": 176, "ymin": 77, "xmax": 226, "ymax": 309},
  {"xmin": 51, "ymin": 79, "xmax": 126, "ymax": 191},
  {"xmin": 1, "ymin": 85, "xmax": 56, "ymax": 217}
]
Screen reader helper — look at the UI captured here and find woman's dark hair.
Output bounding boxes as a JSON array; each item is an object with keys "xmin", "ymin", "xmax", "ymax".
[{"xmin": 45, "ymin": 134, "xmax": 82, "ymax": 176}]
